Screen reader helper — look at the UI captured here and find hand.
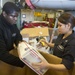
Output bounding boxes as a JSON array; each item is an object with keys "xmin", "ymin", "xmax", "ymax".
[
  {"xmin": 32, "ymin": 58, "xmax": 49, "ymax": 70},
  {"xmin": 39, "ymin": 39, "xmax": 48, "ymax": 47},
  {"xmin": 39, "ymin": 39, "xmax": 46, "ymax": 43}
]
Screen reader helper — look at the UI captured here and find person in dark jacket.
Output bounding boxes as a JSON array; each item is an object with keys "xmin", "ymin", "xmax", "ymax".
[
  {"xmin": 0, "ymin": 2, "xmax": 25, "ymax": 67},
  {"xmin": 32, "ymin": 12, "xmax": 75, "ymax": 71}
]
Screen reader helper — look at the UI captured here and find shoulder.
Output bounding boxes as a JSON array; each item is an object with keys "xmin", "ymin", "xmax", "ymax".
[
  {"xmin": 69, "ymin": 31, "xmax": 75, "ymax": 45},
  {"xmin": 73, "ymin": 31, "xmax": 75, "ymax": 38}
]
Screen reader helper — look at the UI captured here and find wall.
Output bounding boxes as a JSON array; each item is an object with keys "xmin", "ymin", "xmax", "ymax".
[
  {"xmin": 0, "ymin": 0, "xmax": 14, "ymax": 8},
  {"xmin": 21, "ymin": 9, "xmax": 34, "ymax": 23},
  {"xmin": 0, "ymin": 0, "xmax": 15, "ymax": 13}
]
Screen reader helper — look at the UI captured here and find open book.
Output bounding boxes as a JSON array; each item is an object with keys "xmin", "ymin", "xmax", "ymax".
[{"xmin": 17, "ymin": 42, "xmax": 48, "ymax": 75}]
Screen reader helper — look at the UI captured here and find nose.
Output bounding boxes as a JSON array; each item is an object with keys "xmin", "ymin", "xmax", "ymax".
[{"xmin": 14, "ymin": 16, "xmax": 18, "ymax": 21}]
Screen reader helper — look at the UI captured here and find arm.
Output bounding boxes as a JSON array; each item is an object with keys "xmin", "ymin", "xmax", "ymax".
[
  {"xmin": 47, "ymin": 63, "xmax": 67, "ymax": 71},
  {"xmin": 32, "ymin": 58, "xmax": 67, "ymax": 71},
  {"xmin": 0, "ymin": 28, "xmax": 25, "ymax": 67},
  {"xmin": 45, "ymin": 41, "xmax": 54, "ymax": 48},
  {"xmin": 32, "ymin": 37, "xmax": 75, "ymax": 71}
]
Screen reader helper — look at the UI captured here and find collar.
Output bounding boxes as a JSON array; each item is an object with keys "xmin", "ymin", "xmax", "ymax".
[{"xmin": 62, "ymin": 30, "xmax": 75, "ymax": 40}]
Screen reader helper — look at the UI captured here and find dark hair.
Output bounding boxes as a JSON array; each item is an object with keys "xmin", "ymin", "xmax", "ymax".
[
  {"xmin": 2, "ymin": 2, "xmax": 20, "ymax": 15},
  {"xmin": 58, "ymin": 12, "xmax": 75, "ymax": 28}
]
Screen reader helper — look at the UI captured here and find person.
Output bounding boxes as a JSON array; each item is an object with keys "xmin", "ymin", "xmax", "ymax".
[
  {"xmin": 32, "ymin": 12, "xmax": 75, "ymax": 71},
  {"xmin": 0, "ymin": 2, "xmax": 25, "ymax": 67}
]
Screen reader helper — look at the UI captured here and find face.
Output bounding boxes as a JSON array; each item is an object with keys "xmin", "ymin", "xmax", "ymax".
[
  {"xmin": 3, "ymin": 11, "xmax": 19, "ymax": 25},
  {"xmin": 57, "ymin": 21, "xmax": 71, "ymax": 34}
]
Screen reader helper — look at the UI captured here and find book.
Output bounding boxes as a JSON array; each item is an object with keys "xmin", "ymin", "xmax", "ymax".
[{"xmin": 17, "ymin": 42, "xmax": 48, "ymax": 75}]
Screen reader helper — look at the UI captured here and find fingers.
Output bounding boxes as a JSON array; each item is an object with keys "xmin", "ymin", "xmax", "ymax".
[
  {"xmin": 39, "ymin": 39, "xmax": 45, "ymax": 43},
  {"xmin": 32, "ymin": 63, "xmax": 41, "ymax": 71}
]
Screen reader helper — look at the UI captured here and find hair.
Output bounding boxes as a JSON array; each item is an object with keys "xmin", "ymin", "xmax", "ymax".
[
  {"xmin": 2, "ymin": 2, "xmax": 20, "ymax": 15},
  {"xmin": 58, "ymin": 12, "xmax": 75, "ymax": 28}
]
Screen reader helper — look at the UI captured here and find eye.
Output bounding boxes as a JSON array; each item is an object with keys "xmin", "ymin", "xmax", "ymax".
[
  {"xmin": 58, "ymin": 24, "xmax": 62, "ymax": 27},
  {"xmin": 10, "ymin": 15, "xmax": 18, "ymax": 18}
]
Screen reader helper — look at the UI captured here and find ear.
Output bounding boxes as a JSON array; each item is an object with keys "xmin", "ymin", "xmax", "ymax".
[
  {"xmin": 67, "ymin": 23, "xmax": 71, "ymax": 28},
  {"xmin": 2, "ymin": 11, "xmax": 7, "ymax": 17}
]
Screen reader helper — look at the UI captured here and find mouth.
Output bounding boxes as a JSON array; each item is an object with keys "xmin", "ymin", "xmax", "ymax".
[
  {"xmin": 58, "ymin": 30, "xmax": 60, "ymax": 32},
  {"xmin": 58, "ymin": 30, "xmax": 61, "ymax": 33},
  {"xmin": 13, "ymin": 21, "xmax": 17, "ymax": 24}
]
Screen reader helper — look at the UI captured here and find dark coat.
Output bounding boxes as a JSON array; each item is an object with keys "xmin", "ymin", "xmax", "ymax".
[{"xmin": 0, "ymin": 14, "xmax": 25, "ymax": 67}]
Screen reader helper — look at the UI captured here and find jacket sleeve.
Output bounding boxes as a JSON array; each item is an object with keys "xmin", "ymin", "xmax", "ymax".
[
  {"xmin": 0, "ymin": 29, "xmax": 25, "ymax": 67},
  {"xmin": 14, "ymin": 25, "xmax": 22, "ymax": 46},
  {"xmin": 61, "ymin": 39, "xmax": 75, "ymax": 70}
]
